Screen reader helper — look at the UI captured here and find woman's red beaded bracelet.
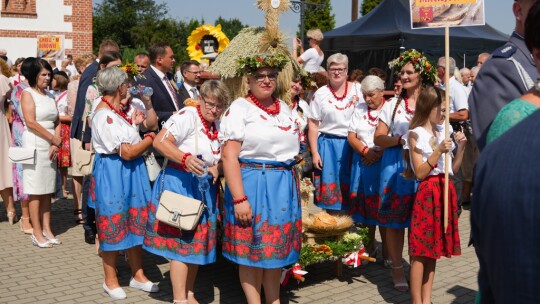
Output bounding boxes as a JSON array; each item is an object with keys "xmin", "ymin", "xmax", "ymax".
[
  {"xmin": 232, "ymin": 196, "xmax": 248, "ymax": 204},
  {"xmin": 144, "ymin": 133, "xmax": 155, "ymax": 141},
  {"xmin": 361, "ymin": 146, "xmax": 368, "ymax": 156},
  {"xmin": 181, "ymin": 152, "xmax": 192, "ymax": 168}
]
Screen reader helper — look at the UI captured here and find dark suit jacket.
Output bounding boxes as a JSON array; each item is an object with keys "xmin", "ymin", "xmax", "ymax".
[
  {"xmin": 472, "ymin": 109, "xmax": 540, "ymax": 303},
  {"xmin": 177, "ymin": 84, "xmax": 191, "ymax": 104},
  {"xmin": 137, "ymin": 66, "xmax": 183, "ymax": 129},
  {"xmin": 70, "ymin": 60, "xmax": 99, "ymax": 142}
]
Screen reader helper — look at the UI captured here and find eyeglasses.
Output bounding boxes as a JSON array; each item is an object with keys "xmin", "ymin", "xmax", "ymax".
[
  {"xmin": 185, "ymin": 70, "xmax": 201, "ymax": 75},
  {"xmin": 329, "ymin": 68, "xmax": 347, "ymax": 74},
  {"xmin": 201, "ymin": 97, "xmax": 225, "ymax": 111},
  {"xmin": 253, "ymin": 73, "xmax": 278, "ymax": 82}
]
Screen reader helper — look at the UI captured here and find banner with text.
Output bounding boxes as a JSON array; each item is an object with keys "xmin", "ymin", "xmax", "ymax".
[
  {"xmin": 410, "ymin": 0, "xmax": 485, "ymax": 29},
  {"xmin": 37, "ymin": 35, "xmax": 65, "ymax": 60}
]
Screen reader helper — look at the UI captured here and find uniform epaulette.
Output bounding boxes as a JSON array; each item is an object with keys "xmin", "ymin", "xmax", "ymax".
[{"xmin": 492, "ymin": 43, "xmax": 517, "ymax": 58}]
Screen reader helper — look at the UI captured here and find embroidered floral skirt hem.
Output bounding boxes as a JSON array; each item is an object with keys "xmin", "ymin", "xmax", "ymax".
[
  {"xmin": 314, "ymin": 134, "xmax": 352, "ymax": 211},
  {"xmin": 378, "ymin": 146, "xmax": 418, "ymax": 228},
  {"xmin": 349, "ymin": 152, "xmax": 382, "ymax": 226},
  {"xmin": 57, "ymin": 123, "xmax": 71, "ymax": 167},
  {"xmin": 222, "ymin": 158, "xmax": 302, "ymax": 269},
  {"xmin": 90, "ymin": 154, "xmax": 150, "ymax": 252},
  {"xmin": 143, "ymin": 167, "xmax": 218, "ymax": 265},
  {"xmin": 409, "ymin": 175, "xmax": 461, "ymax": 259}
]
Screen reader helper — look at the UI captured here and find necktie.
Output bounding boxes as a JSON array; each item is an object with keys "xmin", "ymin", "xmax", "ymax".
[
  {"xmin": 164, "ymin": 76, "xmax": 181, "ymax": 110},
  {"xmin": 190, "ymin": 87, "xmax": 199, "ymax": 100}
]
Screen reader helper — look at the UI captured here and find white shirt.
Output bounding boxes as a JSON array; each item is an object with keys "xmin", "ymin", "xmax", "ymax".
[
  {"xmin": 66, "ymin": 64, "xmax": 78, "ymax": 78},
  {"xmin": 162, "ymin": 106, "xmax": 220, "ymax": 166},
  {"xmin": 348, "ymin": 102, "xmax": 382, "ymax": 148},
  {"xmin": 183, "ymin": 82, "xmax": 199, "ymax": 99},
  {"xmin": 56, "ymin": 91, "xmax": 69, "ymax": 116},
  {"xmin": 446, "ymin": 76, "xmax": 469, "ymax": 113},
  {"xmin": 91, "ymin": 108, "xmax": 141, "ymax": 154},
  {"xmin": 91, "ymin": 96, "xmax": 147, "ymax": 130},
  {"xmin": 379, "ymin": 96, "xmax": 414, "ymax": 137},
  {"xmin": 219, "ymin": 97, "xmax": 300, "ymax": 162},
  {"xmin": 404, "ymin": 125, "xmax": 455, "ymax": 177},
  {"xmin": 150, "ymin": 65, "xmax": 179, "ymax": 110},
  {"xmin": 310, "ymin": 82, "xmax": 364, "ymax": 137},
  {"xmin": 300, "ymin": 48, "xmax": 324, "ymax": 73}
]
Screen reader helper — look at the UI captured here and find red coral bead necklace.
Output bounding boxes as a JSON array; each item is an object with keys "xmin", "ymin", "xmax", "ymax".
[
  {"xmin": 196, "ymin": 106, "xmax": 219, "ymax": 140},
  {"xmin": 248, "ymin": 90, "xmax": 280, "ymax": 115},
  {"xmin": 328, "ymin": 81, "xmax": 348, "ymax": 101},
  {"xmin": 102, "ymin": 97, "xmax": 132, "ymax": 125},
  {"xmin": 367, "ymin": 99, "xmax": 385, "ymax": 121},
  {"xmin": 403, "ymin": 96, "xmax": 415, "ymax": 115}
]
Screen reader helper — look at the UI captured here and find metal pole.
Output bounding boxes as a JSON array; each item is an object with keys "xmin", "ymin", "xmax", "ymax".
[{"xmin": 300, "ymin": 0, "xmax": 305, "ymax": 48}]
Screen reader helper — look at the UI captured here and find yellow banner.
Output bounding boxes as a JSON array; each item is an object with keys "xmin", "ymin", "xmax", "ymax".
[
  {"xmin": 37, "ymin": 35, "xmax": 61, "ymax": 51},
  {"xmin": 415, "ymin": 0, "xmax": 476, "ymax": 6}
]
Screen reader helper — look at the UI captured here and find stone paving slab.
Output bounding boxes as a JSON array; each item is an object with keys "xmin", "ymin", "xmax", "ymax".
[{"xmin": 0, "ymin": 198, "xmax": 478, "ymax": 303}]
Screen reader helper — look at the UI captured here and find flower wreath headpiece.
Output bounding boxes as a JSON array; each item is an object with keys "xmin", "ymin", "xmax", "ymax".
[
  {"xmin": 298, "ymin": 68, "xmax": 312, "ymax": 90},
  {"xmin": 119, "ymin": 61, "xmax": 144, "ymax": 81},
  {"xmin": 388, "ymin": 49, "xmax": 436, "ymax": 85},
  {"xmin": 236, "ymin": 53, "xmax": 289, "ymax": 76}
]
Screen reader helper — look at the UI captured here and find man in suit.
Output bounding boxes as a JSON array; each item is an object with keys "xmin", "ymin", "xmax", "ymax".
[
  {"xmin": 70, "ymin": 39, "xmax": 119, "ymax": 245},
  {"xmin": 469, "ymin": 0, "xmax": 539, "ymax": 151},
  {"xmin": 178, "ymin": 60, "xmax": 202, "ymax": 103},
  {"xmin": 134, "ymin": 52, "xmax": 150, "ymax": 74},
  {"xmin": 137, "ymin": 42, "xmax": 182, "ymax": 129}
]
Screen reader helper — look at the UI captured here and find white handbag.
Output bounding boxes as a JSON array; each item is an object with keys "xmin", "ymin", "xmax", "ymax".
[
  {"xmin": 156, "ymin": 187, "xmax": 206, "ymax": 231},
  {"xmin": 8, "ymin": 147, "xmax": 36, "ymax": 164},
  {"xmin": 71, "ymin": 113, "xmax": 95, "ymax": 176},
  {"xmin": 144, "ymin": 152, "xmax": 161, "ymax": 182}
]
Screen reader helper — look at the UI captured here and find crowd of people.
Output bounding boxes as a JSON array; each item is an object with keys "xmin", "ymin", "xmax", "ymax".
[{"xmin": 1, "ymin": 0, "xmax": 540, "ymax": 303}]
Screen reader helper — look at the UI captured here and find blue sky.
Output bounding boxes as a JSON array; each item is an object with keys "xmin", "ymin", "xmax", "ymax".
[
  {"xmin": 92, "ymin": 0, "xmax": 514, "ymax": 41},
  {"xmin": 145, "ymin": 0, "xmax": 514, "ymax": 38}
]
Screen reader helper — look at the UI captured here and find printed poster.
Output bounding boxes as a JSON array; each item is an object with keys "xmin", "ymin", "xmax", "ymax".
[
  {"xmin": 410, "ymin": 0, "xmax": 485, "ymax": 29},
  {"xmin": 37, "ymin": 35, "xmax": 65, "ymax": 60}
]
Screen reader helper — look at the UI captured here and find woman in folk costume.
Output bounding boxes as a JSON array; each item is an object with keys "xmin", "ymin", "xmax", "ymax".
[
  {"xmin": 308, "ymin": 53, "xmax": 363, "ymax": 213},
  {"xmin": 373, "ymin": 49, "xmax": 436, "ymax": 292}
]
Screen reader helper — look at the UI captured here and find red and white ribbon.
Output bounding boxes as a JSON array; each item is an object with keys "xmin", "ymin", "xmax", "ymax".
[
  {"xmin": 343, "ymin": 247, "xmax": 367, "ymax": 268},
  {"xmin": 280, "ymin": 263, "xmax": 308, "ymax": 286}
]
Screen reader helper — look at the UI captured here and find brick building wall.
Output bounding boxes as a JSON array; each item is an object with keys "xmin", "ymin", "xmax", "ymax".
[{"xmin": 0, "ymin": 0, "xmax": 93, "ymax": 59}]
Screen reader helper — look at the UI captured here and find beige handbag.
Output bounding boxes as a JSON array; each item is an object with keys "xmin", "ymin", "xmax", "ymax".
[
  {"xmin": 155, "ymin": 117, "xmax": 207, "ymax": 231},
  {"xmin": 144, "ymin": 152, "xmax": 161, "ymax": 182},
  {"xmin": 155, "ymin": 160, "xmax": 206, "ymax": 231},
  {"xmin": 71, "ymin": 114, "xmax": 95, "ymax": 176}
]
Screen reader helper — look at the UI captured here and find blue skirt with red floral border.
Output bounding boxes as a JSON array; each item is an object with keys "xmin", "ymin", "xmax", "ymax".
[
  {"xmin": 222, "ymin": 158, "xmax": 302, "ymax": 269},
  {"xmin": 377, "ymin": 146, "xmax": 418, "ymax": 228},
  {"xmin": 89, "ymin": 153, "xmax": 151, "ymax": 251},
  {"xmin": 143, "ymin": 164, "xmax": 218, "ymax": 265},
  {"xmin": 349, "ymin": 152, "xmax": 382, "ymax": 225},
  {"xmin": 313, "ymin": 133, "xmax": 352, "ymax": 211}
]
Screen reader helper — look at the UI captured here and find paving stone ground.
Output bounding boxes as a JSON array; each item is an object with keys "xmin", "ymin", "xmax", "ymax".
[{"xmin": 0, "ymin": 196, "xmax": 478, "ymax": 304}]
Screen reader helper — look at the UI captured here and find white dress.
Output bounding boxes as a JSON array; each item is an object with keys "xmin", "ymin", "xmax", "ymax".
[
  {"xmin": 0, "ymin": 75, "xmax": 12, "ymax": 191},
  {"xmin": 219, "ymin": 97, "xmax": 299, "ymax": 161},
  {"xmin": 310, "ymin": 82, "xmax": 364, "ymax": 137},
  {"xmin": 22, "ymin": 88, "xmax": 59, "ymax": 194}
]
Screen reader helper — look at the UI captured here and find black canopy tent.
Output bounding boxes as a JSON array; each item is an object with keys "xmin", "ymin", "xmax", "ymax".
[{"xmin": 320, "ymin": 0, "xmax": 508, "ymax": 85}]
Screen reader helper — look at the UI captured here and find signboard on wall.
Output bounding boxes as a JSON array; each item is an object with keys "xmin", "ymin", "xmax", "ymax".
[
  {"xmin": 410, "ymin": 0, "xmax": 485, "ymax": 29},
  {"xmin": 37, "ymin": 35, "xmax": 65, "ymax": 60}
]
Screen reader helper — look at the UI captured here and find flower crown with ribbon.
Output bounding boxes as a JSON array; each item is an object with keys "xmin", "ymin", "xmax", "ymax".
[
  {"xmin": 388, "ymin": 49, "xmax": 436, "ymax": 85},
  {"xmin": 236, "ymin": 53, "xmax": 289, "ymax": 76}
]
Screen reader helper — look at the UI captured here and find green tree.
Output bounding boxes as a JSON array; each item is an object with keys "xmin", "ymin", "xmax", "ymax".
[
  {"xmin": 361, "ymin": 0, "xmax": 383, "ymax": 16},
  {"xmin": 92, "ymin": 0, "xmax": 167, "ymax": 52},
  {"xmin": 298, "ymin": 0, "xmax": 336, "ymax": 39},
  {"xmin": 214, "ymin": 17, "xmax": 248, "ymax": 40}
]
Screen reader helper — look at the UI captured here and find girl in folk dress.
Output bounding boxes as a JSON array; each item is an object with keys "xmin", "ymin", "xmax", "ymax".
[{"xmin": 403, "ymin": 86, "xmax": 466, "ymax": 304}]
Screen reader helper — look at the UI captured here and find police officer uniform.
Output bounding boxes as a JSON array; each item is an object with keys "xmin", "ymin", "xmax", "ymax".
[{"xmin": 469, "ymin": 31, "xmax": 538, "ymax": 151}]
